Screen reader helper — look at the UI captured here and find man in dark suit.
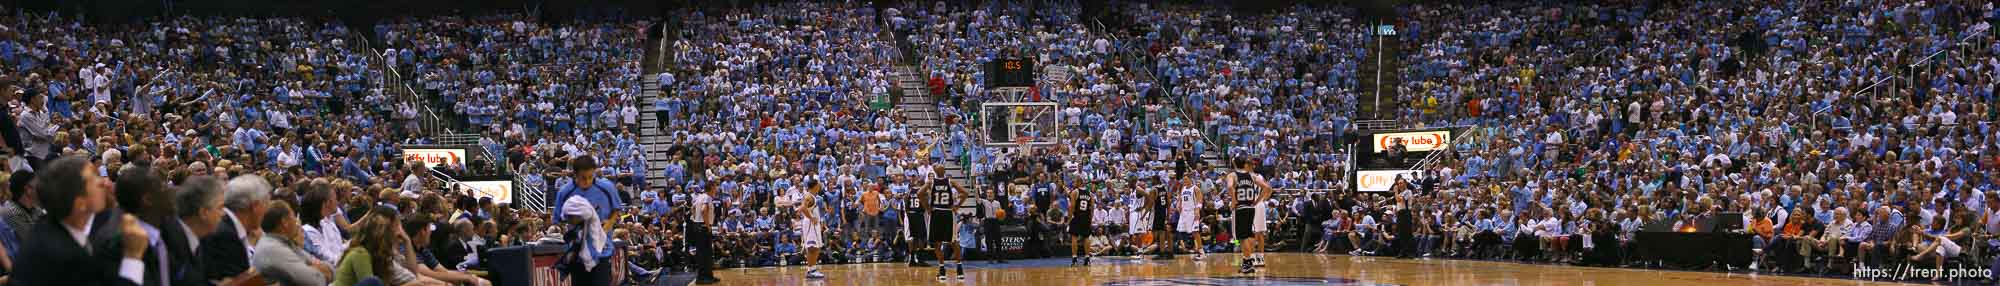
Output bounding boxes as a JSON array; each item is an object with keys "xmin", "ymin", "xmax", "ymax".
[
  {"xmin": 9, "ymin": 156, "xmax": 150, "ymax": 286},
  {"xmin": 433, "ymin": 220, "xmax": 476, "ymax": 269},
  {"xmin": 163, "ymin": 176, "xmax": 229, "ymax": 286},
  {"xmin": 200, "ymin": 175, "xmax": 272, "ymax": 285},
  {"xmin": 115, "ymin": 164, "xmax": 174, "ymax": 286},
  {"xmin": 200, "ymin": 213, "xmax": 252, "ymax": 282}
]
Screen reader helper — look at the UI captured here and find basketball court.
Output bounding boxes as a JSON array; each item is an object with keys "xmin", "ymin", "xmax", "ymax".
[{"xmin": 715, "ymin": 253, "xmax": 1934, "ymax": 285}]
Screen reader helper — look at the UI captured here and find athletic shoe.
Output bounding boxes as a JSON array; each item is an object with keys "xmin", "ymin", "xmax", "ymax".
[
  {"xmin": 1193, "ymin": 253, "xmax": 1205, "ymax": 261},
  {"xmin": 806, "ymin": 270, "xmax": 825, "ymax": 279},
  {"xmin": 938, "ymin": 275, "xmax": 947, "ymax": 282},
  {"xmin": 958, "ymin": 275, "xmax": 966, "ymax": 280},
  {"xmin": 1071, "ymin": 257, "xmax": 1079, "ymax": 266},
  {"xmin": 1083, "ymin": 256, "xmax": 1091, "ymax": 266}
]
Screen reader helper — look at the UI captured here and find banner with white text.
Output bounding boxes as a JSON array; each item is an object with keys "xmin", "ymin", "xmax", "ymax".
[
  {"xmin": 1355, "ymin": 170, "xmax": 1422, "ymax": 192},
  {"xmin": 1371, "ymin": 131, "xmax": 1452, "ymax": 153}
]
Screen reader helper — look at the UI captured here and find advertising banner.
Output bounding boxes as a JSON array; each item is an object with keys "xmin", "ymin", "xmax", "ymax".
[
  {"xmin": 1355, "ymin": 170, "xmax": 1422, "ymax": 192},
  {"xmin": 402, "ymin": 147, "xmax": 468, "ymax": 169},
  {"xmin": 456, "ymin": 180, "xmax": 514, "ymax": 204},
  {"xmin": 1371, "ymin": 131, "xmax": 1451, "ymax": 153}
]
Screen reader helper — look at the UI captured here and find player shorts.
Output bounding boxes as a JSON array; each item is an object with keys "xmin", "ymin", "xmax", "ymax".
[
  {"xmin": 803, "ymin": 224, "xmax": 824, "ymax": 248},
  {"xmin": 906, "ymin": 212, "xmax": 928, "ymax": 242},
  {"xmin": 930, "ymin": 211, "xmax": 954, "ymax": 242},
  {"xmin": 1234, "ymin": 208, "xmax": 1256, "ymax": 237},
  {"xmin": 1130, "ymin": 218, "xmax": 1150, "ymax": 234},
  {"xmin": 1178, "ymin": 209, "xmax": 1202, "ymax": 233},
  {"xmin": 1070, "ymin": 213, "xmax": 1094, "ymax": 237}
]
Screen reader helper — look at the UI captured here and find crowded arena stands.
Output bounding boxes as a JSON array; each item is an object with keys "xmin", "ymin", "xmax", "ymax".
[{"xmin": 0, "ymin": 0, "xmax": 1996, "ymax": 285}]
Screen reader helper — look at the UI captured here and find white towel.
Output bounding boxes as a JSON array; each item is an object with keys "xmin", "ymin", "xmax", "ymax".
[{"xmin": 562, "ymin": 196, "xmax": 608, "ymax": 271}]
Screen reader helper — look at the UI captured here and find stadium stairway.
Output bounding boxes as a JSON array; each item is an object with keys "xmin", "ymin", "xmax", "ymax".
[
  {"xmin": 888, "ymin": 15, "xmax": 975, "ymax": 190},
  {"xmin": 639, "ymin": 22, "xmax": 675, "ymax": 194},
  {"xmin": 1358, "ymin": 31, "xmax": 1401, "ymax": 120},
  {"xmin": 895, "ymin": 65, "xmax": 975, "ymax": 189}
]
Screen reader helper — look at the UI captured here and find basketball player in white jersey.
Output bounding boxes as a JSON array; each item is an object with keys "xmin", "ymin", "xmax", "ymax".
[
  {"xmin": 798, "ymin": 182, "xmax": 826, "ymax": 279},
  {"xmin": 1130, "ymin": 180, "xmax": 1154, "ymax": 253},
  {"xmin": 1176, "ymin": 170, "xmax": 1207, "ymax": 261},
  {"xmin": 1228, "ymin": 158, "xmax": 1275, "ymax": 274}
]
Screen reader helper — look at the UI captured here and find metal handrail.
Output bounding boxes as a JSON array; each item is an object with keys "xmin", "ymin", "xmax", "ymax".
[
  {"xmin": 515, "ymin": 182, "xmax": 547, "ymax": 210},
  {"xmin": 1413, "ymin": 125, "xmax": 1480, "ymax": 170},
  {"xmin": 1850, "ymin": 76, "xmax": 1895, "ymax": 99},
  {"xmin": 1112, "ymin": 23, "xmax": 1222, "ymax": 157},
  {"xmin": 364, "ymin": 34, "xmax": 444, "ymax": 137},
  {"xmin": 478, "ymin": 142, "xmax": 509, "ymax": 174},
  {"xmin": 403, "ymin": 70, "xmax": 443, "ymax": 136},
  {"xmin": 1370, "ymin": 20, "xmax": 1385, "ymax": 118},
  {"xmin": 1354, "ymin": 119, "xmax": 1398, "ymax": 130},
  {"xmin": 426, "ymin": 166, "xmax": 463, "ymax": 196}
]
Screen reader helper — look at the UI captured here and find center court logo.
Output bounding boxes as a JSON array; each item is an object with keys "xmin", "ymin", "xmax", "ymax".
[{"xmin": 1102, "ymin": 276, "xmax": 1397, "ymax": 286}]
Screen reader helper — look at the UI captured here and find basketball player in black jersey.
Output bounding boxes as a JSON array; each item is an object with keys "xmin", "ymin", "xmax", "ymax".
[
  {"xmin": 905, "ymin": 175, "xmax": 938, "ymax": 267},
  {"xmin": 1228, "ymin": 158, "xmax": 1276, "ymax": 274},
  {"xmin": 1068, "ymin": 182, "xmax": 1095, "ymax": 266},
  {"xmin": 932, "ymin": 181, "xmax": 962, "ymax": 281}
]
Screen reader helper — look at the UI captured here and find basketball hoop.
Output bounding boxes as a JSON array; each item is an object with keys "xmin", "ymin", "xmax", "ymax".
[{"xmin": 982, "ymin": 100, "xmax": 1060, "ymax": 148}]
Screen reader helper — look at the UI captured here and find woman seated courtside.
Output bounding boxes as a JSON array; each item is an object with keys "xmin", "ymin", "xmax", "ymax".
[{"xmin": 336, "ymin": 206, "xmax": 401, "ymax": 286}]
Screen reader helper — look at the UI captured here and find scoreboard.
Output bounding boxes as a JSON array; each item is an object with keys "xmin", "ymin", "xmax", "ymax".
[{"xmin": 985, "ymin": 57, "xmax": 1036, "ymax": 88}]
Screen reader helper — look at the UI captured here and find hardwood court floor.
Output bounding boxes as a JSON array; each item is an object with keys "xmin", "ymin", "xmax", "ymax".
[{"xmin": 715, "ymin": 253, "xmax": 1941, "ymax": 285}]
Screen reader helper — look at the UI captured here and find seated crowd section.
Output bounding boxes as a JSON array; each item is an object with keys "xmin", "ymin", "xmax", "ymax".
[{"xmin": 0, "ymin": 0, "xmax": 1991, "ymax": 285}]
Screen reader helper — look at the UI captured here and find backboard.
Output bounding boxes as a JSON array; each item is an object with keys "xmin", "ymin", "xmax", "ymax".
[{"xmin": 982, "ymin": 101, "xmax": 1061, "ymax": 147}]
